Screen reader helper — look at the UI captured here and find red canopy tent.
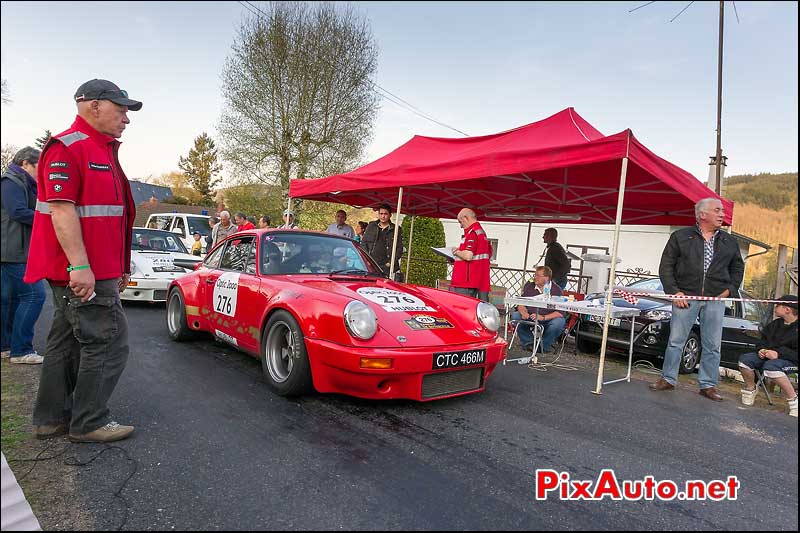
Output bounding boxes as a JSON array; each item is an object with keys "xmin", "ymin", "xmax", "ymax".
[
  {"xmin": 289, "ymin": 108, "xmax": 733, "ymax": 226},
  {"xmin": 289, "ymin": 108, "xmax": 734, "ymax": 393}
]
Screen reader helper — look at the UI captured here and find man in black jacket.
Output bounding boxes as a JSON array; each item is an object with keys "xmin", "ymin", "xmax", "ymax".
[
  {"xmin": 650, "ymin": 198, "xmax": 744, "ymax": 401},
  {"xmin": 738, "ymin": 295, "xmax": 797, "ymax": 417},
  {"xmin": 1, "ymin": 147, "xmax": 46, "ymax": 364},
  {"xmin": 361, "ymin": 204, "xmax": 403, "ymax": 278},
  {"xmin": 543, "ymin": 227, "xmax": 570, "ymax": 289}
]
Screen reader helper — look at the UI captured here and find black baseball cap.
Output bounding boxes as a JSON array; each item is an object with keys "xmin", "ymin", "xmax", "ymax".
[
  {"xmin": 775, "ymin": 295, "xmax": 798, "ymax": 310},
  {"xmin": 74, "ymin": 79, "xmax": 142, "ymax": 111}
]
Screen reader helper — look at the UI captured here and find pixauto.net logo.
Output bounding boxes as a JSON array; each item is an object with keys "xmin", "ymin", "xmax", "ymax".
[{"xmin": 535, "ymin": 469, "xmax": 740, "ymax": 501}]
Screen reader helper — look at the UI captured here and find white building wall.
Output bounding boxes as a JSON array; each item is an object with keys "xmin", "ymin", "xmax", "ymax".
[{"xmin": 442, "ymin": 220, "xmax": 678, "ymax": 275}]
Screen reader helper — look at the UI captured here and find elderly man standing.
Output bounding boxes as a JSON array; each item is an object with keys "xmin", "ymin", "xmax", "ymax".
[
  {"xmin": 325, "ymin": 209, "xmax": 355, "ymax": 239},
  {"xmin": 450, "ymin": 208, "xmax": 492, "ymax": 302},
  {"xmin": 24, "ymin": 79, "xmax": 142, "ymax": 442},
  {"xmin": 280, "ymin": 209, "xmax": 299, "ymax": 229},
  {"xmin": 650, "ymin": 197, "xmax": 744, "ymax": 401},
  {"xmin": 213, "ymin": 210, "xmax": 238, "ymax": 244}
]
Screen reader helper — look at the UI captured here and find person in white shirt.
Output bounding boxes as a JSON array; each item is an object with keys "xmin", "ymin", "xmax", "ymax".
[{"xmin": 325, "ymin": 209, "xmax": 355, "ymax": 239}]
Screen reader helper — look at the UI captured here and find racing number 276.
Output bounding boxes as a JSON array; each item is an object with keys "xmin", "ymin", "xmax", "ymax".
[{"xmin": 216, "ymin": 295, "xmax": 233, "ymax": 314}]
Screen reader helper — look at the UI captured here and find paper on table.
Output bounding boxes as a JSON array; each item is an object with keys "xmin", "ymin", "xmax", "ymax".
[{"xmin": 430, "ymin": 247, "xmax": 456, "ymax": 261}]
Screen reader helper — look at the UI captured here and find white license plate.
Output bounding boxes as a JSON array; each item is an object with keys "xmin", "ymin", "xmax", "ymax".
[{"xmin": 588, "ymin": 315, "xmax": 621, "ymax": 327}]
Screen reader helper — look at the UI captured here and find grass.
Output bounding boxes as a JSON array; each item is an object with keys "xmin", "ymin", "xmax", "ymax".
[{"xmin": 1, "ymin": 375, "xmax": 30, "ymax": 453}]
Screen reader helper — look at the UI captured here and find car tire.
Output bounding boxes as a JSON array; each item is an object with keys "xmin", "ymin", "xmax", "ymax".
[
  {"xmin": 261, "ymin": 310, "xmax": 313, "ymax": 396},
  {"xmin": 678, "ymin": 332, "xmax": 701, "ymax": 374},
  {"xmin": 166, "ymin": 288, "xmax": 197, "ymax": 342},
  {"xmin": 576, "ymin": 330, "xmax": 600, "ymax": 354}
]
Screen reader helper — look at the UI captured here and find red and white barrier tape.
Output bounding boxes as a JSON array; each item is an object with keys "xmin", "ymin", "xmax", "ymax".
[{"xmin": 612, "ymin": 288, "xmax": 792, "ymax": 305}]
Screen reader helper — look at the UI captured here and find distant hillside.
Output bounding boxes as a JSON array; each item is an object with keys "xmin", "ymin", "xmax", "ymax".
[
  {"xmin": 725, "ymin": 171, "xmax": 798, "ymax": 297},
  {"xmin": 725, "ymin": 172, "xmax": 798, "ymax": 210}
]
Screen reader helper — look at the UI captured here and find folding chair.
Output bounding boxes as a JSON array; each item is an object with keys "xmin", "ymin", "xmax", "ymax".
[
  {"xmin": 505, "ymin": 319, "xmax": 544, "ymax": 364},
  {"xmin": 754, "ymin": 368, "xmax": 774, "ymax": 406}
]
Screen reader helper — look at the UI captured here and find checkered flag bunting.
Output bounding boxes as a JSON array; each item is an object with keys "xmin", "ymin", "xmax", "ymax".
[{"xmin": 613, "ymin": 289, "xmax": 639, "ymax": 305}]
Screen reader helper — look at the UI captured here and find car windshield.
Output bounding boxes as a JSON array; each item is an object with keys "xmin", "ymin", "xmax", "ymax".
[
  {"xmin": 260, "ymin": 232, "xmax": 382, "ymax": 276},
  {"xmin": 132, "ymin": 228, "xmax": 189, "ymax": 253},
  {"xmin": 187, "ymin": 216, "xmax": 211, "ymax": 237},
  {"xmin": 628, "ymin": 278, "xmax": 664, "ymax": 292}
]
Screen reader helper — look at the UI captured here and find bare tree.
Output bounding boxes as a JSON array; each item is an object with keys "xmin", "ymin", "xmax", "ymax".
[
  {"xmin": 219, "ymin": 2, "xmax": 379, "ymax": 193},
  {"xmin": 1, "ymin": 79, "xmax": 10, "ymax": 105},
  {"xmin": 2, "ymin": 144, "xmax": 19, "ymax": 172}
]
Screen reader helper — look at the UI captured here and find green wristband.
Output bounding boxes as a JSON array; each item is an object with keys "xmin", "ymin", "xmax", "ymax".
[{"xmin": 66, "ymin": 265, "xmax": 90, "ymax": 272}]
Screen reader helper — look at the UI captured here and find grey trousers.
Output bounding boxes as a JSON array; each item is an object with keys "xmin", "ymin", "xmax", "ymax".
[
  {"xmin": 32, "ymin": 279, "xmax": 129, "ymax": 435},
  {"xmin": 449, "ymin": 286, "xmax": 490, "ymax": 303}
]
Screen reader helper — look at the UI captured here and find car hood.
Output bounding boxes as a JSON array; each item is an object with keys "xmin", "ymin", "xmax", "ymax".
[
  {"xmin": 585, "ymin": 293, "xmax": 670, "ymax": 312},
  {"xmin": 287, "ymin": 276, "xmax": 498, "ymax": 347}
]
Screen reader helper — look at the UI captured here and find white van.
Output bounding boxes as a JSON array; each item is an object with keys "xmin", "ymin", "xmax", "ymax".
[{"xmin": 145, "ymin": 212, "xmax": 211, "ymax": 253}]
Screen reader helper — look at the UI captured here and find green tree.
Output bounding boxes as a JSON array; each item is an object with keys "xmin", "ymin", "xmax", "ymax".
[
  {"xmin": 35, "ymin": 129, "xmax": 52, "ymax": 149},
  {"xmin": 401, "ymin": 216, "xmax": 447, "ymax": 287},
  {"xmin": 178, "ymin": 132, "xmax": 222, "ymax": 204},
  {"xmin": 153, "ymin": 170, "xmax": 204, "ymax": 205},
  {"xmin": 219, "ymin": 1, "xmax": 379, "ymax": 195},
  {"xmin": 223, "ymin": 183, "xmax": 285, "ymax": 222}
]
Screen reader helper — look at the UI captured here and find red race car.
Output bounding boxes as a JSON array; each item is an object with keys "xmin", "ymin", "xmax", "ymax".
[{"xmin": 166, "ymin": 229, "xmax": 507, "ymax": 401}]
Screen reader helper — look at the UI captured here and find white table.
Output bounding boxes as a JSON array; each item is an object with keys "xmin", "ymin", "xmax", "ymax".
[{"xmin": 504, "ymin": 296, "xmax": 641, "ymax": 385}]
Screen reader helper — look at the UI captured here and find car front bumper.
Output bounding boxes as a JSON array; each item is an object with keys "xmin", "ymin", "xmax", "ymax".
[{"xmin": 305, "ymin": 335, "xmax": 507, "ymax": 401}]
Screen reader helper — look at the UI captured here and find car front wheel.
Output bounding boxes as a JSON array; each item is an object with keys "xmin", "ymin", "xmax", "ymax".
[
  {"xmin": 678, "ymin": 332, "xmax": 701, "ymax": 374},
  {"xmin": 261, "ymin": 310, "xmax": 313, "ymax": 396},
  {"xmin": 575, "ymin": 329, "xmax": 600, "ymax": 354}
]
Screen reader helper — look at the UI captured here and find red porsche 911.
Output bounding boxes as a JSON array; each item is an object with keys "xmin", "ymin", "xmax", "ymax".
[{"xmin": 166, "ymin": 229, "xmax": 507, "ymax": 401}]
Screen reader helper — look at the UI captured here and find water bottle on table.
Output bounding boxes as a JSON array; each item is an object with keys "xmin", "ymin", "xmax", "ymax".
[{"xmin": 543, "ymin": 282, "xmax": 551, "ymax": 301}]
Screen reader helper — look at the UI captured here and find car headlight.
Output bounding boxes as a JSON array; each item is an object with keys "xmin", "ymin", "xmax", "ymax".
[
  {"xmin": 344, "ymin": 301, "xmax": 378, "ymax": 340},
  {"xmin": 643, "ymin": 309, "xmax": 672, "ymax": 321},
  {"xmin": 129, "ymin": 261, "xmax": 138, "ymax": 275},
  {"xmin": 477, "ymin": 302, "xmax": 501, "ymax": 332}
]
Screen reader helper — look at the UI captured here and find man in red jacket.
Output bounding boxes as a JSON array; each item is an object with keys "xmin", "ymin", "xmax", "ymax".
[
  {"xmin": 25, "ymin": 79, "xmax": 141, "ymax": 443},
  {"xmin": 450, "ymin": 208, "xmax": 492, "ymax": 302}
]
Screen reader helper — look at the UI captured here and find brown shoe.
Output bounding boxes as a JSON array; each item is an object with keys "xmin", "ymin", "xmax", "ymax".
[
  {"xmin": 699, "ymin": 387, "xmax": 723, "ymax": 402},
  {"xmin": 33, "ymin": 423, "xmax": 68, "ymax": 440},
  {"xmin": 649, "ymin": 378, "xmax": 675, "ymax": 391},
  {"xmin": 69, "ymin": 421, "xmax": 134, "ymax": 443}
]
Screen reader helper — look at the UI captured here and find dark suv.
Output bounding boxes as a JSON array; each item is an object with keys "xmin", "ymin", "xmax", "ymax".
[{"xmin": 574, "ymin": 278, "xmax": 770, "ymax": 373}]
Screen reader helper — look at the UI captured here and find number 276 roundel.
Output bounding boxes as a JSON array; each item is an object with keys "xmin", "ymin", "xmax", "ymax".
[
  {"xmin": 213, "ymin": 272, "xmax": 240, "ymax": 317},
  {"xmin": 356, "ymin": 287, "xmax": 433, "ymax": 312}
]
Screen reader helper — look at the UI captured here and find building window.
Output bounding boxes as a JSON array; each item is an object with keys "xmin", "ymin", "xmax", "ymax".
[{"xmin": 488, "ymin": 238, "xmax": 498, "ymax": 262}]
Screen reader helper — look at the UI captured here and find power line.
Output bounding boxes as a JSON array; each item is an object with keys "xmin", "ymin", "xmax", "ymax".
[
  {"xmin": 670, "ymin": 1, "xmax": 695, "ymax": 23},
  {"xmin": 628, "ymin": 1, "xmax": 656, "ymax": 13},
  {"xmin": 237, "ymin": 1, "xmax": 469, "ymax": 136}
]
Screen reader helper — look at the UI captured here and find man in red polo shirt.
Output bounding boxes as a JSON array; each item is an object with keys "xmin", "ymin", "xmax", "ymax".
[
  {"xmin": 450, "ymin": 208, "xmax": 492, "ymax": 302},
  {"xmin": 24, "ymin": 79, "xmax": 141, "ymax": 444}
]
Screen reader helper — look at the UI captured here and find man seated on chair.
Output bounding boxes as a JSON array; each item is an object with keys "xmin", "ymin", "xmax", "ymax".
[
  {"xmin": 511, "ymin": 266, "xmax": 566, "ymax": 354},
  {"xmin": 738, "ymin": 294, "xmax": 798, "ymax": 417}
]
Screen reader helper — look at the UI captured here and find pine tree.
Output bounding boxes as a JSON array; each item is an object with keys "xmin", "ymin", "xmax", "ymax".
[
  {"xmin": 35, "ymin": 129, "xmax": 52, "ymax": 149},
  {"xmin": 178, "ymin": 132, "xmax": 222, "ymax": 204}
]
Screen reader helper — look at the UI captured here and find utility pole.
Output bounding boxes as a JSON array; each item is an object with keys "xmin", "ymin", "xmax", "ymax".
[{"xmin": 713, "ymin": 0, "xmax": 725, "ymax": 195}]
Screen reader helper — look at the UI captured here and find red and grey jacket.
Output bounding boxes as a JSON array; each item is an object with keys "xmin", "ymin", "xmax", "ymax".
[
  {"xmin": 24, "ymin": 115, "xmax": 136, "ymax": 283},
  {"xmin": 451, "ymin": 221, "xmax": 492, "ymax": 292}
]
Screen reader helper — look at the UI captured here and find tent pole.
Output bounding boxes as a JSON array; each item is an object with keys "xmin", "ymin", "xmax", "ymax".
[
  {"xmin": 389, "ymin": 187, "xmax": 404, "ymax": 280},
  {"xmin": 405, "ymin": 215, "xmax": 416, "ymax": 281},
  {"xmin": 286, "ymin": 197, "xmax": 293, "ymax": 223},
  {"xmin": 593, "ymin": 131, "xmax": 631, "ymax": 395},
  {"xmin": 521, "ymin": 222, "xmax": 533, "ymax": 293}
]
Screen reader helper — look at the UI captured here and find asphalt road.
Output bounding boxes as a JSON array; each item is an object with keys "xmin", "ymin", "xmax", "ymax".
[{"xmin": 32, "ymin": 294, "xmax": 798, "ymax": 530}]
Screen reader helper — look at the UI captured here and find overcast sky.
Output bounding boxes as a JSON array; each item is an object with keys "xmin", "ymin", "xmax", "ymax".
[{"xmin": 1, "ymin": 1, "xmax": 797, "ymax": 183}]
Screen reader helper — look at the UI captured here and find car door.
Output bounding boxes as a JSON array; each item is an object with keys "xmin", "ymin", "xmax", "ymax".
[
  {"xmin": 720, "ymin": 296, "xmax": 761, "ymax": 368},
  {"xmin": 207, "ymin": 235, "xmax": 262, "ymax": 353}
]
